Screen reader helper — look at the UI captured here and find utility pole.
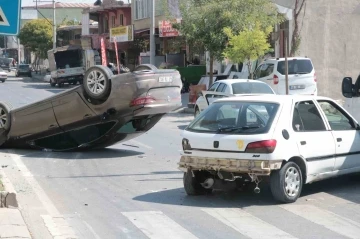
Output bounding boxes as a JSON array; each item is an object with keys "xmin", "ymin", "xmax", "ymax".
[
  {"xmin": 4, "ymin": 36, "xmax": 6, "ymax": 56},
  {"xmin": 53, "ymin": 0, "xmax": 56, "ymax": 50},
  {"xmin": 18, "ymin": 37, "xmax": 21, "ymax": 63},
  {"xmin": 285, "ymin": 34, "xmax": 289, "ymax": 95},
  {"xmin": 149, "ymin": 0, "xmax": 155, "ymax": 65}
]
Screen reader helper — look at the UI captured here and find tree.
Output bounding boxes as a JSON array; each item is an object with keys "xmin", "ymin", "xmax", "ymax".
[
  {"xmin": 19, "ymin": 19, "xmax": 53, "ymax": 60},
  {"xmin": 170, "ymin": 0, "xmax": 283, "ymax": 86},
  {"xmin": 290, "ymin": 0, "xmax": 307, "ymax": 56},
  {"xmin": 223, "ymin": 24, "xmax": 273, "ymax": 79}
]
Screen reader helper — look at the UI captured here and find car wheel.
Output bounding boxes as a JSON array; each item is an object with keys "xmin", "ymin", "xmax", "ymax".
[
  {"xmin": 83, "ymin": 66, "xmax": 112, "ymax": 100},
  {"xmin": 270, "ymin": 161, "xmax": 303, "ymax": 203},
  {"xmin": 1, "ymin": 80, "xmax": 4, "ymax": 83},
  {"xmin": 183, "ymin": 169, "xmax": 212, "ymax": 195},
  {"xmin": 0, "ymin": 102, "xmax": 12, "ymax": 131},
  {"xmin": 194, "ymin": 106, "xmax": 200, "ymax": 118},
  {"xmin": 50, "ymin": 78, "xmax": 56, "ymax": 87}
]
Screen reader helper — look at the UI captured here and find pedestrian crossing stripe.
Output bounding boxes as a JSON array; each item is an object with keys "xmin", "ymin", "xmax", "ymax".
[
  {"xmin": 0, "ymin": 7, "xmax": 9, "ymax": 26},
  {"xmin": 123, "ymin": 205, "xmax": 360, "ymax": 239}
]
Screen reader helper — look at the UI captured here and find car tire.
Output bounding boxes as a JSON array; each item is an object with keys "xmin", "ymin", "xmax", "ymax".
[
  {"xmin": 194, "ymin": 106, "xmax": 200, "ymax": 118},
  {"xmin": 83, "ymin": 65, "xmax": 112, "ymax": 101},
  {"xmin": 183, "ymin": 169, "xmax": 212, "ymax": 195},
  {"xmin": 270, "ymin": 161, "xmax": 303, "ymax": 203},
  {"xmin": 0, "ymin": 102, "xmax": 12, "ymax": 132},
  {"xmin": 1, "ymin": 80, "xmax": 4, "ymax": 83},
  {"xmin": 50, "ymin": 78, "xmax": 56, "ymax": 87}
]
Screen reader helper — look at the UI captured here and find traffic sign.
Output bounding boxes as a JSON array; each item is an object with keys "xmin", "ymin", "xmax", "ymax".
[{"xmin": 0, "ymin": 0, "xmax": 22, "ymax": 35}]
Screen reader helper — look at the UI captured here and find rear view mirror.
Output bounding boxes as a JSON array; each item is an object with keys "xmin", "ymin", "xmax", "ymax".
[{"xmin": 342, "ymin": 77, "xmax": 354, "ymax": 98}]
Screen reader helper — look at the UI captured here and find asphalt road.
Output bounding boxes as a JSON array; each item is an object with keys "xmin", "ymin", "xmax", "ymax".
[{"xmin": 1, "ymin": 73, "xmax": 360, "ymax": 239}]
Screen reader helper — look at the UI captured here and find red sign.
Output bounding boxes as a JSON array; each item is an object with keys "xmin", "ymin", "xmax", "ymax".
[
  {"xmin": 159, "ymin": 19, "xmax": 181, "ymax": 37},
  {"xmin": 114, "ymin": 37, "xmax": 120, "ymax": 74},
  {"xmin": 100, "ymin": 37, "xmax": 107, "ymax": 66}
]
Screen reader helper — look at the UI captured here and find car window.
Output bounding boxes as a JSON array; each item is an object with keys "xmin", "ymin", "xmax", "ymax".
[
  {"xmin": 216, "ymin": 83, "xmax": 226, "ymax": 92},
  {"xmin": 231, "ymin": 82, "xmax": 274, "ymax": 94},
  {"xmin": 187, "ymin": 101, "xmax": 279, "ymax": 134},
  {"xmin": 253, "ymin": 65, "xmax": 262, "ymax": 79},
  {"xmin": 277, "ymin": 59, "xmax": 313, "ymax": 75},
  {"xmin": 208, "ymin": 82, "xmax": 219, "ymax": 91},
  {"xmin": 292, "ymin": 101, "xmax": 326, "ymax": 132},
  {"xmin": 317, "ymin": 100, "xmax": 356, "ymax": 131},
  {"xmin": 33, "ymin": 121, "xmax": 117, "ymax": 150},
  {"xmin": 260, "ymin": 64, "xmax": 274, "ymax": 78}
]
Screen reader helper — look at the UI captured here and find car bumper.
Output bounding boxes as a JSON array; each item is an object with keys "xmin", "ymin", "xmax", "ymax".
[{"xmin": 178, "ymin": 155, "xmax": 283, "ymax": 175}]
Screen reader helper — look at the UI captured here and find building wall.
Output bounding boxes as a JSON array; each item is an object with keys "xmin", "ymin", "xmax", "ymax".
[{"xmin": 298, "ymin": 0, "xmax": 360, "ymax": 100}]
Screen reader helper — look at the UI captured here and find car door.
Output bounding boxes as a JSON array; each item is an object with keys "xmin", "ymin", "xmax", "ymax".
[
  {"xmin": 51, "ymin": 91, "xmax": 96, "ymax": 131},
  {"xmin": 9, "ymin": 101, "xmax": 62, "ymax": 139},
  {"xmin": 197, "ymin": 82, "xmax": 220, "ymax": 112},
  {"xmin": 316, "ymin": 100, "xmax": 360, "ymax": 171},
  {"xmin": 291, "ymin": 100, "xmax": 336, "ymax": 176}
]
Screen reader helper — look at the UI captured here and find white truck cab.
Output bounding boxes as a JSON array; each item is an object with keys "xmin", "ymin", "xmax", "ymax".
[
  {"xmin": 47, "ymin": 45, "xmax": 100, "ymax": 87},
  {"xmin": 341, "ymin": 75, "xmax": 360, "ymax": 119}
]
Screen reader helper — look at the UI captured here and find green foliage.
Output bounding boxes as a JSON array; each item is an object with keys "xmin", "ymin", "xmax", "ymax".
[
  {"xmin": 223, "ymin": 23, "xmax": 273, "ymax": 75},
  {"xmin": 171, "ymin": 0, "xmax": 283, "ymax": 61},
  {"xmin": 19, "ymin": 19, "xmax": 53, "ymax": 59}
]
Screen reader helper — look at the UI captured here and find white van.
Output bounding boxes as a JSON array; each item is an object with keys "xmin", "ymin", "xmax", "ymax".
[{"xmin": 253, "ymin": 57, "xmax": 317, "ymax": 95}]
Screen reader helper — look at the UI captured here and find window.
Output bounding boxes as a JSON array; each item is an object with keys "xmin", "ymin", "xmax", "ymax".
[
  {"xmin": 254, "ymin": 64, "xmax": 274, "ymax": 79},
  {"xmin": 232, "ymin": 82, "xmax": 274, "ymax": 94},
  {"xmin": 118, "ymin": 115, "xmax": 163, "ymax": 133},
  {"xmin": 119, "ymin": 14, "xmax": 124, "ymax": 26},
  {"xmin": 216, "ymin": 83, "xmax": 226, "ymax": 92},
  {"xmin": 208, "ymin": 82, "xmax": 219, "ymax": 91},
  {"xmin": 103, "ymin": 16, "xmax": 109, "ymax": 33},
  {"xmin": 318, "ymin": 100, "xmax": 356, "ymax": 131},
  {"xmin": 33, "ymin": 122, "xmax": 117, "ymax": 150},
  {"xmin": 134, "ymin": 0, "xmax": 150, "ymax": 20},
  {"xmin": 292, "ymin": 101, "xmax": 326, "ymax": 132},
  {"xmin": 277, "ymin": 59, "xmax": 313, "ymax": 75},
  {"xmin": 111, "ymin": 16, "xmax": 116, "ymax": 27},
  {"xmin": 187, "ymin": 101, "xmax": 279, "ymax": 134}
]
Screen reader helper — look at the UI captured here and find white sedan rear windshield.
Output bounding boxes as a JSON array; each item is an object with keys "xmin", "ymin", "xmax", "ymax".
[
  {"xmin": 187, "ymin": 101, "xmax": 280, "ymax": 134},
  {"xmin": 232, "ymin": 82, "xmax": 274, "ymax": 94}
]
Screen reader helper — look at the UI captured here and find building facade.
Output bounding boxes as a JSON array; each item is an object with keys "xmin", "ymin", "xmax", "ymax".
[
  {"xmin": 82, "ymin": 0, "xmax": 132, "ymax": 68},
  {"xmin": 273, "ymin": 0, "xmax": 360, "ymax": 101}
]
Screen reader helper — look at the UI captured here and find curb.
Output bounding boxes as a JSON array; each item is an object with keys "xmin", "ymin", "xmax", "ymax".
[{"xmin": 0, "ymin": 169, "xmax": 18, "ymax": 208}]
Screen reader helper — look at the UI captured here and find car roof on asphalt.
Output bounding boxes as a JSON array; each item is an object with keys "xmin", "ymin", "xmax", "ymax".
[{"xmin": 215, "ymin": 94, "xmax": 333, "ymax": 104}]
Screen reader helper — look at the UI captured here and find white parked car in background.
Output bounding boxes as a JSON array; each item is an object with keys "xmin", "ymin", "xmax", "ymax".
[
  {"xmin": 253, "ymin": 57, "xmax": 317, "ymax": 95},
  {"xmin": 0, "ymin": 68, "xmax": 7, "ymax": 83},
  {"xmin": 179, "ymin": 95, "xmax": 360, "ymax": 203},
  {"xmin": 194, "ymin": 79, "xmax": 275, "ymax": 117}
]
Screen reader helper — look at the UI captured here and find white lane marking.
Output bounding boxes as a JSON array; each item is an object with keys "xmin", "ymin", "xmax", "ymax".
[
  {"xmin": 8, "ymin": 151, "xmax": 79, "ymax": 238},
  {"xmin": 280, "ymin": 204, "xmax": 360, "ymax": 239},
  {"xmin": 122, "ymin": 211, "xmax": 198, "ymax": 239},
  {"xmin": 202, "ymin": 208, "xmax": 297, "ymax": 239},
  {"xmin": 129, "ymin": 140, "xmax": 153, "ymax": 149}
]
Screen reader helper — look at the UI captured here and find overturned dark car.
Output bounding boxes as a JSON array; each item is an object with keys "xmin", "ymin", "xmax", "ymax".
[{"xmin": 0, "ymin": 64, "xmax": 182, "ymax": 151}]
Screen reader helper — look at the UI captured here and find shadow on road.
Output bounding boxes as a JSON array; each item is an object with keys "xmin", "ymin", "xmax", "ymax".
[
  {"xmin": 5, "ymin": 148, "xmax": 144, "ymax": 160},
  {"xmin": 47, "ymin": 171, "xmax": 182, "ymax": 179},
  {"xmin": 133, "ymin": 173, "xmax": 360, "ymax": 207}
]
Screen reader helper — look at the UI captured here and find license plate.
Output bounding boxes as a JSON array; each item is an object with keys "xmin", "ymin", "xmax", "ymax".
[
  {"xmin": 159, "ymin": 76, "xmax": 173, "ymax": 83},
  {"xmin": 289, "ymin": 85, "xmax": 305, "ymax": 90}
]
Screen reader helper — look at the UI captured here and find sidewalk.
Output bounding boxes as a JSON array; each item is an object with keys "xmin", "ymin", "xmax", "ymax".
[{"xmin": 0, "ymin": 208, "xmax": 32, "ymax": 238}]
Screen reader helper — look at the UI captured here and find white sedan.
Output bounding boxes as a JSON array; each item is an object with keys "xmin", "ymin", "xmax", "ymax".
[
  {"xmin": 194, "ymin": 79, "xmax": 275, "ymax": 117},
  {"xmin": 0, "ymin": 68, "xmax": 7, "ymax": 83},
  {"xmin": 179, "ymin": 95, "xmax": 360, "ymax": 203}
]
